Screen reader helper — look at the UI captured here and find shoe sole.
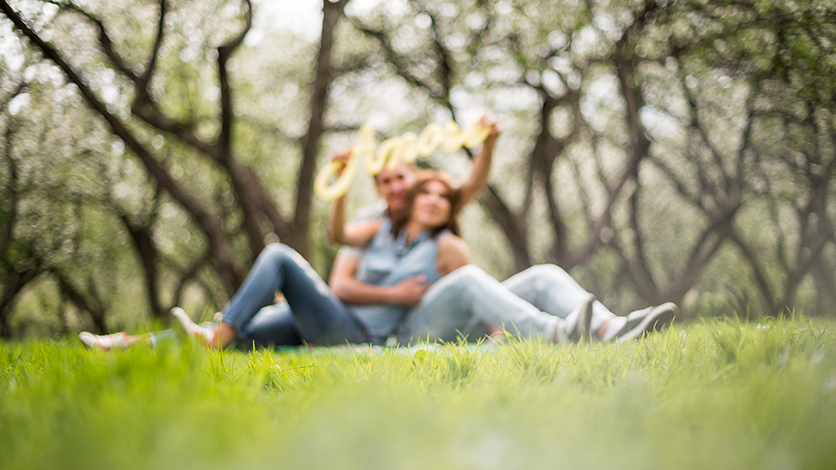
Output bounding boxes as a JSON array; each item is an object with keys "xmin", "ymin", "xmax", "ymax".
[
  {"xmin": 78, "ymin": 332, "xmax": 97, "ymax": 350},
  {"xmin": 78, "ymin": 331, "xmax": 127, "ymax": 351},
  {"xmin": 618, "ymin": 302, "xmax": 677, "ymax": 342},
  {"xmin": 170, "ymin": 307, "xmax": 194, "ymax": 342},
  {"xmin": 563, "ymin": 294, "xmax": 594, "ymax": 343},
  {"xmin": 579, "ymin": 294, "xmax": 594, "ymax": 342}
]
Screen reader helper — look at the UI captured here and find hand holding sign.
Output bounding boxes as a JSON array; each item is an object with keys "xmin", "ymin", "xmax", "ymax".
[{"xmin": 314, "ymin": 120, "xmax": 492, "ymax": 201}]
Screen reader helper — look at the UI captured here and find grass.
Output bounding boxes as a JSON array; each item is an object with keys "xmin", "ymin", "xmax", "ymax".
[{"xmin": 2, "ymin": 316, "xmax": 836, "ymax": 470}]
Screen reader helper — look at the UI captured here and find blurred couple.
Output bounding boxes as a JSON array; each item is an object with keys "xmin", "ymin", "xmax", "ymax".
[{"xmin": 80, "ymin": 115, "xmax": 676, "ymax": 351}]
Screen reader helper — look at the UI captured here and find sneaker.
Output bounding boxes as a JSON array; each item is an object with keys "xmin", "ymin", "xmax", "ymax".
[
  {"xmin": 78, "ymin": 331, "xmax": 130, "ymax": 351},
  {"xmin": 612, "ymin": 302, "xmax": 678, "ymax": 342},
  {"xmin": 170, "ymin": 307, "xmax": 216, "ymax": 346},
  {"xmin": 558, "ymin": 294, "xmax": 594, "ymax": 343}
]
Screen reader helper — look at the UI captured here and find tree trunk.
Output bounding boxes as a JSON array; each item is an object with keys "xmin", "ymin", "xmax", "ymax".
[
  {"xmin": 120, "ymin": 217, "xmax": 164, "ymax": 319},
  {"xmin": 292, "ymin": 0, "xmax": 348, "ymax": 256}
]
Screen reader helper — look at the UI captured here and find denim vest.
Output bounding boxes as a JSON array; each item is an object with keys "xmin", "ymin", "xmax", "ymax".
[{"xmin": 350, "ymin": 219, "xmax": 444, "ymax": 341}]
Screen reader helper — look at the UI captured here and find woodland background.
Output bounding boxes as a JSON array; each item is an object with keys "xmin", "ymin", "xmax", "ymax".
[{"xmin": 0, "ymin": 0, "xmax": 834, "ymax": 338}]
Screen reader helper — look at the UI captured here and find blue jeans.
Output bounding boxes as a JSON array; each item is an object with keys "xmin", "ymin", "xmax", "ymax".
[
  {"xmin": 146, "ymin": 304, "xmax": 303, "ymax": 349},
  {"xmin": 222, "ymin": 244, "xmax": 370, "ymax": 346},
  {"xmin": 235, "ymin": 303, "xmax": 303, "ymax": 349}
]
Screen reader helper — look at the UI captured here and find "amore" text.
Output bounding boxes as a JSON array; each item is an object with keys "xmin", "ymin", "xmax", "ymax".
[{"xmin": 314, "ymin": 120, "xmax": 491, "ymax": 200}]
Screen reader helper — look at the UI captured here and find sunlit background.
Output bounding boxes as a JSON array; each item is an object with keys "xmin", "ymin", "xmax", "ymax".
[{"xmin": 1, "ymin": 0, "xmax": 834, "ymax": 338}]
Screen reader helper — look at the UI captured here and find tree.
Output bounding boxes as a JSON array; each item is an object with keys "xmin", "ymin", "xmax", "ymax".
[
  {"xmin": 345, "ymin": 0, "xmax": 836, "ymax": 315},
  {"xmin": 1, "ymin": 0, "xmax": 834, "ymax": 338},
  {"xmin": 1, "ymin": 0, "xmax": 349, "ymax": 291},
  {"xmin": 0, "ymin": 0, "xmax": 354, "ymax": 334}
]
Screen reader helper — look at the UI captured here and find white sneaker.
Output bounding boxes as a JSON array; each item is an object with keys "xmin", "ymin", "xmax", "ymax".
[
  {"xmin": 170, "ymin": 307, "xmax": 216, "ymax": 346},
  {"xmin": 558, "ymin": 294, "xmax": 594, "ymax": 343},
  {"xmin": 613, "ymin": 302, "xmax": 678, "ymax": 342},
  {"xmin": 78, "ymin": 331, "xmax": 130, "ymax": 351}
]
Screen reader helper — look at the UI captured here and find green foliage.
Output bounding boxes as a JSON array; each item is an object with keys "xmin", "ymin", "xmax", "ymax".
[
  {"xmin": 2, "ymin": 0, "xmax": 836, "ymax": 339},
  {"xmin": 2, "ymin": 317, "xmax": 835, "ymax": 470}
]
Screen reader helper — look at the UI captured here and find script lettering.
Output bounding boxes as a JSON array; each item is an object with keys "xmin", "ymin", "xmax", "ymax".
[{"xmin": 314, "ymin": 120, "xmax": 491, "ymax": 201}]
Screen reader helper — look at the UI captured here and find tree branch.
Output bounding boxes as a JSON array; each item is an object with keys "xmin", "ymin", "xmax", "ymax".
[
  {"xmin": 52, "ymin": 0, "xmax": 139, "ymax": 80},
  {"xmin": 138, "ymin": 0, "xmax": 168, "ymax": 87},
  {"xmin": 0, "ymin": 1, "xmax": 243, "ymax": 291},
  {"xmin": 53, "ymin": 268, "xmax": 108, "ymax": 333},
  {"xmin": 0, "ymin": 120, "xmax": 20, "ymax": 261},
  {"xmin": 349, "ymin": 18, "xmax": 443, "ymax": 100},
  {"xmin": 291, "ymin": 0, "xmax": 348, "ymax": 255},
  {"xmin": 217, "ymin": 0, "xmax": 252, "ymax": 154},
  {"xmin": 728, "ymin": 227, "xmax": 776, "ymax": 313}
]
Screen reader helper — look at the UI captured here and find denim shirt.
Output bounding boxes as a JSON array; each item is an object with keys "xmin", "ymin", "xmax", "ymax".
[{"xmin": 350, "ymin": 219, "xmax": 445, "ymax": 341}]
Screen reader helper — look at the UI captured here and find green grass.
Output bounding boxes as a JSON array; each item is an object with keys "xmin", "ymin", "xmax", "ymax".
[{"xmin": 2, "ymin": 316, "xmax": 836, "ymax": 470}]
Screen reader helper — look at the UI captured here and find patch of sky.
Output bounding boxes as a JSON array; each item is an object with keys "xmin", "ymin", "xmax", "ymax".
[
  {"xmin": 640, "ymin": 106, "xmax": 680, "ymax": 139},
  {"xmin": 579, "ymin": 74, "xmax": 619, "ymax": 132},
  {"xmin": 8, "ymin": 93, "xmax": 30, "ymax": 116},
  {"xmin": 571, "ymin": 26, "xmax": 600, "ymax": 57}
]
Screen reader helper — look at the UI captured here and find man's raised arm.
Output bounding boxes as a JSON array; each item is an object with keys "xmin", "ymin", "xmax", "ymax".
[{"xmin": 325, "ymin": 149, "xmax": 381, "ymax": 247}]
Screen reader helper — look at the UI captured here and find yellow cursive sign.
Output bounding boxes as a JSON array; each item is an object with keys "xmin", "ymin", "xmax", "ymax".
[{"xmin": 314, "ymin": 120, "xmax": 491, "ymax": 201}]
